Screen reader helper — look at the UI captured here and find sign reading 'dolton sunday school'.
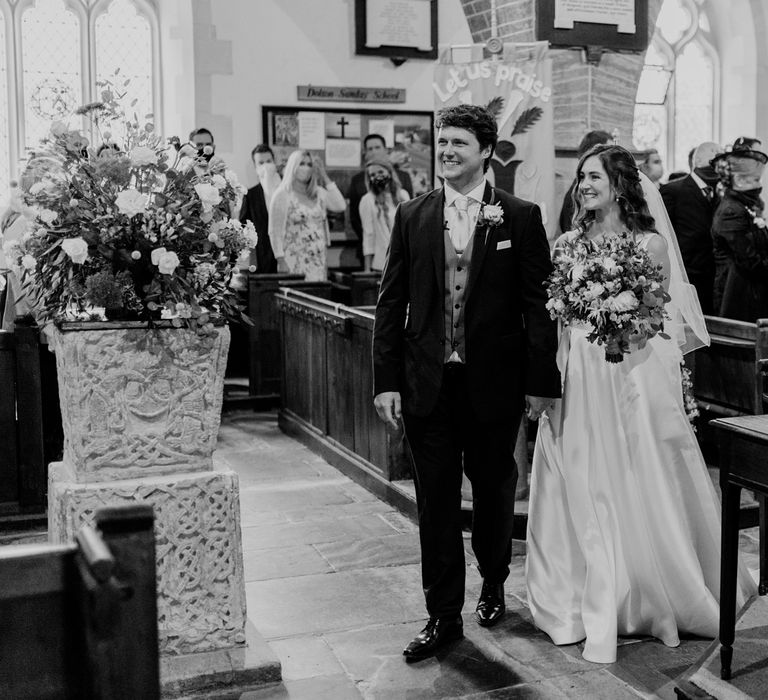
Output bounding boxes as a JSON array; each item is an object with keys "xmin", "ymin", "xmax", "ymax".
[
  {"xmin": 297, "ymin": 85, "xmax": 405, "ymax": 103},
  {"xmin": 554, "ymin": 0, "xmax": 635, "ymax": 33}
]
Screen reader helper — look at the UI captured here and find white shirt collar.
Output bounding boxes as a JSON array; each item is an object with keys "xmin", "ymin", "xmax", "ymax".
[
  {"xmin": 444, "ymin": 179, "xmax": 487, "ymax": 207},
  {"xmin": 690, "ymin": 170, "xmax": 707, "ymax": 190}
]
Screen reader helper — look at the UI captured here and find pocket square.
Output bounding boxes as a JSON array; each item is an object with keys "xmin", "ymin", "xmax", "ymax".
[{"xmin": 496, "ymin": 240, "xmax": 511, "ymax": 251}]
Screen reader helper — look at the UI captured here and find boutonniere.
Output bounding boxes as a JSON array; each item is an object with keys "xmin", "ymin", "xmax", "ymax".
[
  {"xmin": 477, "ymin": 194, "xmax": 504, "ymax": 244},
  {"xmin": 747, "ymin": 206, "xmax": 766, "ymax": 229}
]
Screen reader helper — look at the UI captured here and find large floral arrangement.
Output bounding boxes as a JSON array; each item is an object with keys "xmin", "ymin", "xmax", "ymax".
[
  {"xmin": 4, "ymin": 78, "xmax": 256, "ymax": 332},
  {"xmin": 545, "ymin": 231, "xmax": 671, "ymax": 362}
]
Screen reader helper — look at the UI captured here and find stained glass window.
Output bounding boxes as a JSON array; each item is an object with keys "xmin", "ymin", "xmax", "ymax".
[
  {"xmin": 633, "ymin": 0, "xmax": 717, "ymax": 173},
  {"xmin": 21, "ymin": 0, "xmax": 82, "ymax": 152},
  {"xmin": 0, "ymin": 0, "xmax": 158, "ymax": 202}
]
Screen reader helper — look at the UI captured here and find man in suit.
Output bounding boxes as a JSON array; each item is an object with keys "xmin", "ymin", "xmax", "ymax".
[
  {"xmin": 372, "ymin": 104, "xmax": 561, "ymax": 661},
  {"xmin": 660, "ymin": 141, "xmax": 722, "ymax": 314},
  {"xmin": 348, "ymin": 134, "xmax": 414, "ymax": 262},
  {"xmin": 239, "ymin": 144, "xmax": 279, "ymax": 273}
]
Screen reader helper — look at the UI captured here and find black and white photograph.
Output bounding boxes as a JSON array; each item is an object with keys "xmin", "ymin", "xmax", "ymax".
[{"xmin": 1, "ymin": 1, "xmax": 767, "ymax": 699}]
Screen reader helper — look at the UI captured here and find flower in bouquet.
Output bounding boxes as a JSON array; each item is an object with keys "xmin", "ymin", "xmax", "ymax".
[
  {"xmin": 545, "ymin": 232, "xmax": 671, "ymax": 362},
  {"xmin": 8, "ymin": 74, "xmax": 253, "ymax": 332}
]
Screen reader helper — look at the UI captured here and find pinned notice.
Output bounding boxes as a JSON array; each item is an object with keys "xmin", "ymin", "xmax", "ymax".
[
  {"xmin": 554, "ymin": 0, "xmax": 636, "ymax": 34},
  {"xmin": 298, "ymin": 112, "xmax": 326, "ymax": 150}
]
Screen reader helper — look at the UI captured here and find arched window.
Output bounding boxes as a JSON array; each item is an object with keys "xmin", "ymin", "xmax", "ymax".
[
  {"xmin": 633, "ymin": 0, "xmax": 718, "ymax": 173},
  {"xmin": 0, "ymin": 0, "xmax": 159, "ymax": 204}
]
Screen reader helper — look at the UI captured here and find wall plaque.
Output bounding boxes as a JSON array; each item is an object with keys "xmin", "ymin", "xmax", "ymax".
[{"xmin": 297, "ymin": 85, "xmax": 406, "ymax": 103}]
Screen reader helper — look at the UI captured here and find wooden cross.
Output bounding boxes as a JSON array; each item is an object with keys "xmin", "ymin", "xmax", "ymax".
[{"xmin": 336, "ymin": 116, "xmax": 349, "ymax": 138}]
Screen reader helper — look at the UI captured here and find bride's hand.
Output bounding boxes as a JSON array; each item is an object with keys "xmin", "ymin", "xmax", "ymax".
[{"xmin": 525, "ymin": 395, "xmax": 557, "ymax": 421}]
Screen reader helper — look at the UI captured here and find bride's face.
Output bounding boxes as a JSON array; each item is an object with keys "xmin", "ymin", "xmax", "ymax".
[{"xmin": 578, "ymin": 156, "xmax": 614, "ymax": 212}]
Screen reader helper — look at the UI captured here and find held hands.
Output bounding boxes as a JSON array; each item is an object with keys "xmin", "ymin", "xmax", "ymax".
[
  {"xmin": 374, "ymin": 391, "xmax": 402, "ymax": 432},
  {"xmin": 526, "ymin": 395, "xmax": 557, "ymax": 421}
]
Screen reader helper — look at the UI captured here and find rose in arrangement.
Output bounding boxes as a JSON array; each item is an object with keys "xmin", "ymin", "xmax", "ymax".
[
  {"xmin": 5, "ymin": 75, "xmax": 256, "ymax": 332},
  {"xmin": 545, "ymin": 231, "xmax": 671, "ymax": 362}
]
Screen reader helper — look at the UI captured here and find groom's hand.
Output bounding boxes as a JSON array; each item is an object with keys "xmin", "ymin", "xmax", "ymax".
[
  {"xmin": 525, "ymin": 395, "xmax": 556, "ymax": 421},
  {"xmin": 374, "ymin": 391, "xmax": 402, "ymax": 432}
]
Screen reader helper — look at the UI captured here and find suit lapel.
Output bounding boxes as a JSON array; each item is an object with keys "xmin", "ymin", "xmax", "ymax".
[
  {"xmin": 425, "ymin": 189, "xmax": 446, "ymax": 295},
  {"xmin": 465, "ymin": 182, "xmax": 494, "ymax": 302}
]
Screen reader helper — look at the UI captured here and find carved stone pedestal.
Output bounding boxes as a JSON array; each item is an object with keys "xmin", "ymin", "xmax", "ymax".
[{"xmin": 47, "ymin": 324, "xmax": 279, "ymax": 695}]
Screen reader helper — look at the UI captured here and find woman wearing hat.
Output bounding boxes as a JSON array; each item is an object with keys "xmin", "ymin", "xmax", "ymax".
[{"xmin": 711, "ymin": 138, "xmax": 768, "ymax": 320}]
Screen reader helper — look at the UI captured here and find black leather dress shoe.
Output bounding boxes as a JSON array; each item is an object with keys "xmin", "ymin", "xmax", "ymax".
[
  {"xmin": 475, "ymin": 581, "xmax": 505, "ymax": 627},
  {"xmin": 403, "ymin": 616, "xmax": 463, "ymax": 661}
]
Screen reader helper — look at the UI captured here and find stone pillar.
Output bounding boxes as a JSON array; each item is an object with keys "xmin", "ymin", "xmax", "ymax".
[{"xmin": 47, "ymin": 324, "xmax": 279, "ymax": 695}]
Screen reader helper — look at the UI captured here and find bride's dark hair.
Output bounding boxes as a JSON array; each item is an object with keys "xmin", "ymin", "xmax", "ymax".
[{"xmin": 572, "ymin": 144, "xmax": 657, "ymax": 234}]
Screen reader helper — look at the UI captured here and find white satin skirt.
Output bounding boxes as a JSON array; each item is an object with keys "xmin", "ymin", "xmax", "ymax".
[{"xmin": 526, "ymin": 327, "xmax": 756, "ymax": 664}]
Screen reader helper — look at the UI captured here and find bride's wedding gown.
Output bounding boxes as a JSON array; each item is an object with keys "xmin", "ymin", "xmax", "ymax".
[{"xmin": 526, "ymin": 234, "xmax": 756, "ymax": 664}]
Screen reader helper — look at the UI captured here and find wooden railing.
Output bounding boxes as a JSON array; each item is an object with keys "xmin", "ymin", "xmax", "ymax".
[
  {"xmin": 0, "ymin": 504, "xmax": 159, "ymax": 699},
  {"xmin": 275, "ymin": 288, "xmax": 413, "ymax": 514}
]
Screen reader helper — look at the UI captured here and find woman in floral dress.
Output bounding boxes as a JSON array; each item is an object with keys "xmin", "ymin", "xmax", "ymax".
[{"xmin": 268, "ymin": 150, "xmax": 346, "ymax": 281}]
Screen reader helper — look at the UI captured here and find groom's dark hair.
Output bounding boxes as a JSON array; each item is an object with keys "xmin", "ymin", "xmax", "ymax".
[{"xmin": 435, "ymin": 104, "xmax": 497, "ymax": 172}]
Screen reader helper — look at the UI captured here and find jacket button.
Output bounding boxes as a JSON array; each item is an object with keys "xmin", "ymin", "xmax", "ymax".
[
  {"xmin": 455, "ymin": 285, "xmax": 461, "ymax": 290},
  {"xmin": 457, "ymin": 266, "xmax": 463, "ymax": 272}
]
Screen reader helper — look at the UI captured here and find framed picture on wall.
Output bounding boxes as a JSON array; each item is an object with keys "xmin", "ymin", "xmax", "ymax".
[{"xmin": 354, "ymin": 0, "xmax": 438, "ymax": 61}]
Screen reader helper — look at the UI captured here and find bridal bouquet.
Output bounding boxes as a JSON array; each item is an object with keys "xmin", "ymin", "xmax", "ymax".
[
  {"xmin": 545, "ymin": 232, "xmax": 671, "ymax": 363},
  {"xmin": 4, "ymin": 76, "xmax": 255, "ymax": 332}
]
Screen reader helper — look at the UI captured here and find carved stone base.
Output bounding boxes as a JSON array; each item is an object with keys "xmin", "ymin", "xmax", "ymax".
[
  {"xmin": 160, "ymin": 620, "xmax": 281, "ymax": 698},
  {"xmin": 48, "ymin": 461, "xmax": 247, "ymax": 656}
]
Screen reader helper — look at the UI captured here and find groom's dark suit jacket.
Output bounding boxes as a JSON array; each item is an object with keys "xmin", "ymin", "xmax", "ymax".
[{"xmin": 373, "ymin": 182, "xmax": 560, "ymax": 421}]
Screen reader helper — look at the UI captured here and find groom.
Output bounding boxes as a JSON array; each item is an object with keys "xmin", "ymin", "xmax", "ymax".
[{"xmin": 372, "ymin": 104, "xmax": 561, "ymax": 661}]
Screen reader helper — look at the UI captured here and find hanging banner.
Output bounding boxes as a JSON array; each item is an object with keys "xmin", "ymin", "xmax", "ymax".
[{"xmin": 433, "ymin": 42, "xmax": 556, "ymax": 241}]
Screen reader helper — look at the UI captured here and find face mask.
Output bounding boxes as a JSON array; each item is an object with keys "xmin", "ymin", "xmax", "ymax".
[
  {"xmin": 694, "ymin": 166, "xmax": 719, "ymax": 186},
  {"xmin": 370, "ymin": 174, "xmax": 390, "ymax": 193}
]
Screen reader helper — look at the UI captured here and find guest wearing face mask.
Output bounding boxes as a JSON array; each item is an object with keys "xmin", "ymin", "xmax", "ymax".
[
  {"xmin": 268, "ymin": 150, "xmax": 346, "ymax": 281},
  {"xmin": 660, "ymin": 141, "xmax": 722, "ymax": 314},
  {"xmin": 711, "ymin": 138, "xmax": 768, "ymax": 320},
  {"xmin": 239, "ymin": 144, "xmax": 280, "ymax": 273},
  {"xmin": 359, "ymin": 159, "xmax": 410, "ymax": 272}
]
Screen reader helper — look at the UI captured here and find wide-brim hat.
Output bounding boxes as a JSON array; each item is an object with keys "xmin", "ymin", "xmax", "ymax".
[{"xmin": 728, "ymin": 136, "xmax": 768, "ymax": 164}]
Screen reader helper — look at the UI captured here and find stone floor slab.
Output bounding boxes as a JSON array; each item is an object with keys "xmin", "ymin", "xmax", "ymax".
[
  {"xmin": 238, "ymin": 482, "xmax": 356, "ymax": 513},
  {"xmin": 241, "ymin": 513, "xmax": 402, "ymax": 552},
  {"xmin": 246, "ymin": 565, "xmax": 426, "ymax": 639},
  {"xmin": 314, "ymin": 534, "xmax": 421, "ymax": 572},
  {"xmin": 243, "ymin": 544, "xmax": 333, "ymax": 582},
  {"xmin": 268, "ymin": 636, "xmax": 346, "ymax": 681},
  {"xmin": 239, "ymin": 675, "xmax": 363, "ymax": 699}
]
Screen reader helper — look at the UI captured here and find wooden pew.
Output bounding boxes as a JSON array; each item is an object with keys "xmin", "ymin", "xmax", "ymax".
[
  {"xmin": 0, "ymin": 504, "xmax": 159, "ymax": 699},
  {"xmin": 691, "ymin": 316, "xmax": 768, "ymax": 536},
  {"xmin": 691, "ymin": 316, "xmax": 768, "ymax": 418}
]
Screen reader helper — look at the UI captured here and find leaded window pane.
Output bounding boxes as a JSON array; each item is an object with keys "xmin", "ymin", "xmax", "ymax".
[
  {"xmin": 674, "ymin": 41, "xmax": 713, "ymax": 171},
  {"xmin": 0, "ymin": 13, "xmax": 9, "ymax": 201},
  {"xmin": 95, "ymin": 0, "xmax": 153, "ymax": 135},
  {"xmin": 633, "ymin": 103, "xmax": 668, "ymax": 157},
  {"xmin": 21, "ymin": 0, "xmax": 82, "ymax": 152}
]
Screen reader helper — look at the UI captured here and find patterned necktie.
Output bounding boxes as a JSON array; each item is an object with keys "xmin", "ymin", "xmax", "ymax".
[
  {"xmin": 452, "ymin": 196, "xmax": 471, "ymax": 251},
  {"xmin": 703, "ymin": 186, "xmax": 714, "ymax": 202}
]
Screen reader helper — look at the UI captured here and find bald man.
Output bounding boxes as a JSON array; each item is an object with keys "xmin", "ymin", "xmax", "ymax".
[{"xmin": 661, "ymin": 141, "xmax": 723, "ymax": 314}]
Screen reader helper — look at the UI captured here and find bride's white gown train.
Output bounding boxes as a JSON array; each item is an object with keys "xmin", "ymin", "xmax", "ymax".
[{"xmin": 526, "ymin": 322, "xmax": 756, "ymax": 664}]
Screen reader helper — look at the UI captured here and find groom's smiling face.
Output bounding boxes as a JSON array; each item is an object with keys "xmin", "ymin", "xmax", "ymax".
[{"xmin": 437, "ymin": 126, "xmax": 491, "ymax": 191}]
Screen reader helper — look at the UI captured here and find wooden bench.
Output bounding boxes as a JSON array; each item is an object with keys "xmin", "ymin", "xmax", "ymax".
[
  {"xmin": 0, "ymin": 504, "xmax": 159, "ymax": 699},
  {"xmin": 691, "ymin": 316, "xmax": 768, "ymax": 418}
]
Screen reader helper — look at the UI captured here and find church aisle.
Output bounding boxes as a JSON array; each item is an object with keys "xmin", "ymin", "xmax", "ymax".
[{"xmin": 213, "ymin": 410, "xmax": 757, "ymax": 700}]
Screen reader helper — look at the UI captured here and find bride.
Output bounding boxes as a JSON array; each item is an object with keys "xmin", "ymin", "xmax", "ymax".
[{"xmin": 525, "ymin": 144, "xmax": 756, "ymax": 664}]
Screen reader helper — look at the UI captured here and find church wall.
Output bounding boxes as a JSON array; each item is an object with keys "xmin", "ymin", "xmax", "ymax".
[{"xmin": 188, "ymin": 0, "xmax": 472, "ymax": 186}]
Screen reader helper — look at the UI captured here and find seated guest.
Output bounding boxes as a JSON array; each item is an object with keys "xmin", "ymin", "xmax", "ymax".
[
  {"xmin": 348, "ymin": 134, "xmax": 413, "ymax": 260},
  {"xmin": 268, "ymin": 150, "xmax": 346, "ymax": 281},
  {"xmin": 636, "ymin": 148, "xmax": 664, "ymax": 186},
  {"xmin": 239, "ymin": 144, "xmax": 279, "ymax": 273},
  {"xmin": 359, "ymin": 159, "xmax": 410, "ymax": 272},
  {"xmin": 660, "ymin": 141, "xmax": 722, "ymax": 314},
  {"xmin": 711, "ymin": 138, "xmax": 768, "ymax": 320},
  {"xmin": 558, "ymin": 130, "xmax": 613, "ymax": 234}
]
